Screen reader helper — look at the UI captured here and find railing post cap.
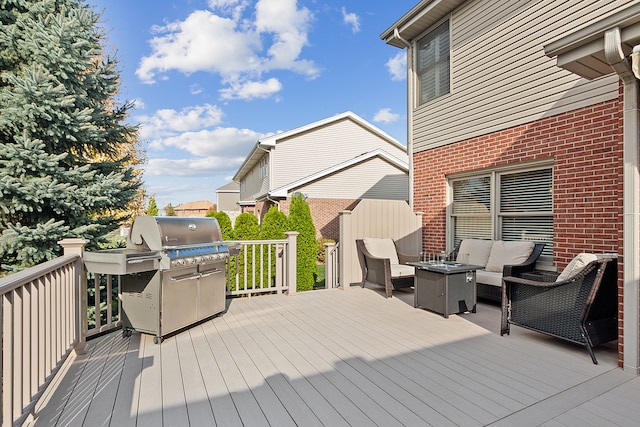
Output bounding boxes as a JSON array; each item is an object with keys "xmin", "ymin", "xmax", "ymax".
[{"xmin": 58, "ymin": 238, "xmax": 90, "ymax": 256}]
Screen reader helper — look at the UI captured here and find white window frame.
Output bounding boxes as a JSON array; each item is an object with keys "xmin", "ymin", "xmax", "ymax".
[
  {"xmin": 447, "ymin": 162, "xmax": 554, "ymax": 262},
  {"xmin": 259, "ymin": 156, "xmax": 268, "ymax": 180}
]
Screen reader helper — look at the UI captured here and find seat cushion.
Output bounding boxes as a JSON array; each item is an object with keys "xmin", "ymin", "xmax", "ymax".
[
  {"xmin": 362, "ymin": 238, "xmax": 399, "ymax": 265},
  {"xmin": 391, "ymin": 264, "xmax": 415, "ymax": 278},
  {"xmin": 484, "ymin": 241, "xmax": 535, "ymax": 272},
  {"xmin": 476, "ymin": 270, "xmax": 503, "ymax": 287},
  {"xmin": 457, "ymin": 239, "xmax": 494, "ymax": 267},
  {"xmin": 556, "ymin": 253, "xmax": 598, "ymax": 282}
]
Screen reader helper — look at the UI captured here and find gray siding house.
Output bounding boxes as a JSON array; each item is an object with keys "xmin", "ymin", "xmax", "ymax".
[{"xmin": 233, "ymin": 111, "xmax": 409, "ymax": 240}]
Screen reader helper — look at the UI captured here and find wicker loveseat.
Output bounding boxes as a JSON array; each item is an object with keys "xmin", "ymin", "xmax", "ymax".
[
  {"xmin": 355, "ymin": 238, "xmax": 419, "ymax": 298},
  {"xmin": 500, "ymin": 254, "xmax": 618, "ymax": 364},
  {"xmin": 450, "ymin": 239, "xmax": 545, "ymax": 302}
]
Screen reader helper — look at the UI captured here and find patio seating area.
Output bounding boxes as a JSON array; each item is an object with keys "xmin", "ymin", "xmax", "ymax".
[{"xmin": 28, "ymin": 285, "xmax": 640, "ymax": 426}]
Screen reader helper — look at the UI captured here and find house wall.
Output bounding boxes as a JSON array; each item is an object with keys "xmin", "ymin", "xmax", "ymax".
[
  {"xmin": 271, "ymin": 118, "xmax": 407, "ymax": 190},
  {"xmin": 290, "ymin": 157, "xmax": 409, "ymax": 200},
  {"xmin": 413, "ymin": 95, "xmax": 624, "ymax": 366},
  {"xmin": 241, "ymin": 156, "xmax": 269, "ymax": 200},
  {"xmin": 217, "ymin": 191, "xmax": 239, "ymax": 212},
  {"xmin": 278, "ymin": 198, "xmax": 360, "ymax": 241},
  {"xmin": 411, "ymin": 0, "xmax": 633, "ymax": 152}
]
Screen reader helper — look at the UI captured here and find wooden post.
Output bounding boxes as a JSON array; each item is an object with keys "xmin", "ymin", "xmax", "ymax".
[
  {"xmin": 324, "ymin": 242, "xmax": 336, "ymax": 289},
  {"xmin": 285, "ymin": 232, "xmax": 298, "ymax": 295},
  {"xmin": 58, "ymin": 238, "xmax": 89, "ymax": 355},
  {"xmin": 339, "ymin": 210, "xmax": 352, "ymax": 290}
]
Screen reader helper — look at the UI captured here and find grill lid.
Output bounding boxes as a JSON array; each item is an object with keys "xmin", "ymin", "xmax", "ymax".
[{"xmin": 128, "ymin": 216, "xmax": 223, "ymax": 251}]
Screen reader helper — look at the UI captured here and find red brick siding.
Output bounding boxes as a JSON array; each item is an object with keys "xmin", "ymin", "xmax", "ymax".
[
  {"xmin": 279, "ymin": 198, "xmax": 360, "ymax": 241},
  {"xmin": 414, "ymin": 93, "xmax": 624, "ymax": 366}
]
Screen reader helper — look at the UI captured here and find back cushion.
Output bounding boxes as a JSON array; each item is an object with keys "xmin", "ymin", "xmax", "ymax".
[
  {"xmin": 556, "ymin": 253, "xmax": 598, "ymax": 282},
  {"xmin": 363, "ymin": 238, "xmax": 399, "ymax": 265},
  {"xmin": 457, "ymin": 239, "xmax": 494, "ymax": 267},
  {"xmin": 484, "ymin": 241, "xmax": 535, "ymax": 272}
]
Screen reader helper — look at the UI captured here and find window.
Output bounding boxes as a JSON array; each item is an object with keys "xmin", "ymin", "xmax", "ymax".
[
  {"xmin": 417, "ymin": 20, "xmax": 450, "ymax": 105},
  {"xmin": 259, "ymin": 156, "xmax": 268, "ymax": 180},
  {"xmin": 449, "ymin": 166, "xmax": 553, "ymax": 259}
]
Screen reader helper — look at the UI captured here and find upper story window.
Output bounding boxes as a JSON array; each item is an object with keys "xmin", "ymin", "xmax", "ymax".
[
  {"xmin": 259, "ymin": 156, "xmax": 268, "ymax": 180},
  {"xmin": 417, "ymin": 20, "xmax": 450, "ymax": 105}
]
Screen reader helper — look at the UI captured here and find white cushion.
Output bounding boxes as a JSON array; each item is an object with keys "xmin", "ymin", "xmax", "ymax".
[
  {"xmin": 556, "ymin": 253, "xmax": 598, "ymax": 282},
  {"xmin": 484, "ymin": 241, "xmax": 535, "ymax": 273},
  {"xmin": 391, "ymin": 264, "xmax": 415, "ymax": 278},
  {"xmin": 363, "ymin": 238, "xmax": 399, "ymax": 265},
  {"xmin": 457, "ymin": 239, "xmax": 494, "ymax": 267},
  {"xmin": 476, "ymin": 270, "xmax": 503, "ymax": 287}
]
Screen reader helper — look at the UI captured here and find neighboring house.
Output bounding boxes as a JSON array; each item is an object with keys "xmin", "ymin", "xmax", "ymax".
[
  {"xmin": 173, "ymin": 200, "xmax": 215, "ymax": 217},
  {"xmin": 216, "ymin": 181, "xmax": 240, "ymax": 223},
  {"xmin": 233, "ymin": 111, "xmax": 409, "ymax": 240},
  {"xmin": 382, "ymin": 1, "xmax": 640, "ymax": 373}
]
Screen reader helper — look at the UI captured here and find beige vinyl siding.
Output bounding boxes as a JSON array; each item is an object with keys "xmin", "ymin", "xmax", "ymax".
[
  {"xmin": 241, "ymin": 161, "xmax": 269, "ymax": 200},
  {"xmin": 290, "ymin": 157, "xmax": 409, "ymax": 200},
  {"xmin": 412, "ymin": 0, "xmax": 631, "ymax": 151},
  {"xmin": 271, "ymin": 118, "xmax": 407, "ymax": 190}
]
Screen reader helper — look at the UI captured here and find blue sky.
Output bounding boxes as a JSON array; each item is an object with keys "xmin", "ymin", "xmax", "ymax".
[{"xmin": 88, "ymin": 0, "xmax": 414, "ymax": 210}]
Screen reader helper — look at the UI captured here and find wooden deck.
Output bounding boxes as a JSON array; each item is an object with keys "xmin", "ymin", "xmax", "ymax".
[{"xmin": 29, "ymin": 286, "xmax": 640, "ymax": 426}]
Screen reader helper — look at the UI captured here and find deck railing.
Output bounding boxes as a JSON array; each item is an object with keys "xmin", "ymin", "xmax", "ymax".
[
  {"xmin": 324, "ymin": 241, "xmax": 340, "ymax": 288},
  {"xmin": 0, "ymin": 234, "xmax": 299, "ymax": 426},
  {"xmin": 0, "ymin": 239, "xmax": 87, "ymax": 427}
]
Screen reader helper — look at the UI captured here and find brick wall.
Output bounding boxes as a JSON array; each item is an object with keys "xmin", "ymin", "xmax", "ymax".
[
  {"xmin": 279, "ymin": 198, "xmax": 360, "ymax": 241},
  {"xmin": 414, "ymin": 93, "xmax": 624, "ymax": 366}
]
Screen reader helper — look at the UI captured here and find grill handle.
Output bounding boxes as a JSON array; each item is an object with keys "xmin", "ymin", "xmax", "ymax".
[
  {"xmin": 199, "ymin": 269, "xmax": 223, "ymax": 278},
  {"xmin": 127, "ymin": 254, "xmax": 161, "ymax": 264},
  {"xmin": 170, "ymin": 272, "xmax": 200, "ymax": 282}
]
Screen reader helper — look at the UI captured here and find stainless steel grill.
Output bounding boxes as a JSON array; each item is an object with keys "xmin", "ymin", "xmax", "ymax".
[{"xmin": 83, "ymin": 216, "xmax": 229, "ymax": 343}]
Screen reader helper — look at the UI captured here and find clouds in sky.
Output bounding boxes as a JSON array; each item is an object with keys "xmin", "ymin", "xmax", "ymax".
[
  {"xmin": 138, "ymin": 104, "xmax": 265, "ymax": 177},
  {"xmin": 373, "ymin": 108, "xmax": 400, "ymax": 124},
  {"xmin": 341, "ymin": 7, "xmax": 360, "ymax": 33},
  {"xmin": 136, "ymin": 0, "xmax": 318, "ymax": 101},
  {"xmin": 386, "ymin": 51, "xmax": 407, "ymax": 81}
]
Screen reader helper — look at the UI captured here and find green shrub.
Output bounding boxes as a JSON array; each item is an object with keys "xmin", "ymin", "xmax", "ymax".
[
  {"xmin": 317, "ymin": 238, "xmax": 335, "ymax": 264},
  {"xmin": 288, "ymin": 194, "xmax": 317, "ymax": 291},
  {"xmin": 206, "ymin": 210, "xmax": 234, "ymax": 240}
]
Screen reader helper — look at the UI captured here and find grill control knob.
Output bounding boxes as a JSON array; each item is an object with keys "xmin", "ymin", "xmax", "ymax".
[{"xmin": 186, "ymin": 257, "xmax": 195, "ymax": 265}]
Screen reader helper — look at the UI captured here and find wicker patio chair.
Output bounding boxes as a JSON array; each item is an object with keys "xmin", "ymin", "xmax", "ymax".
[
  {"xmin": 355, "ymin": 238, "xmax": 419, "ymax": 298},
  {"xmin": 500, "ymin": 255, "xmax": 618, "ymax": 364}
]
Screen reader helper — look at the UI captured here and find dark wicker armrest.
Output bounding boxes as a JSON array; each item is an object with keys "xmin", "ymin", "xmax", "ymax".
[{"xmin": 397, "ymin": 249, "xmax": 419, "ymax": 264}]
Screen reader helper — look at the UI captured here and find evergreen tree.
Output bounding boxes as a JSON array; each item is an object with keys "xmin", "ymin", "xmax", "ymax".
[
  {"xmin": 288, "ymin": 194, "xmax": 316, "ymax": 291},
  {"xmin": 164, "ymin": 204, "xmax": 176, "ymax": 216},
  {"xmin": 259, "ymin": 206, "xmax": 288, "ymax": 288},
  {"xmin": 233, "ymin": 212, "xmax": 260, "ymax": 240},
  {"xmin": 0, "ymin": 0, "xmax": 141, "ymax": 271},
  {"xmin": 205, "ymin": 210, "xmax": 234, "ymax": 240},
  {"xmin": 146, "ymin": 197, "xmax": 159, "ymax": 216}
]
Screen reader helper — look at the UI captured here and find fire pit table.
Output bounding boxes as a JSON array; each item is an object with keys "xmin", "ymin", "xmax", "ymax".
[{"xmin": 409, "ymin": 261, "xmax": 482, "ymax": 318}]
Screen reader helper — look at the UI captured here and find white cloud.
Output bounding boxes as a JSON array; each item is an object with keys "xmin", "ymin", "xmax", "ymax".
[
  {"xmin": 137, "ymin": 104, "xmax": 225, "ymax": 139},
  {"xmin": 386, "ymin": 51, "xmax": 406, "ymax": 81},
  {"xmin": 136, "ymin": 11, "xmax": 260, "ymax": 84},
  {"xmin": 136, "ymin": 0, "xmax": 319, "ymax": 99},
  {"xmin": 145, "ymin": 156, "xmax": 246, "ymax": 177},
  {"xmin": 219, "ymin": 77, "xmax": 283, "ymax": 100},
  {"xmin": 341, "ymin": 7, "xmax": 360, "ymax": 33},
  {"xmin": 154, "ymin": 127, "xmax": 264, "ymax": 157},
  {"xmin": 373, "ymin": 108, "xmax": 400, "ymax": 124}
]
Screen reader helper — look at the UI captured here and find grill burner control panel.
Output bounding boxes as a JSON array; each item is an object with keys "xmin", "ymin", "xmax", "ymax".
[{"xmin": 166, "ymin": 244, "xmax": 230, "ymax": 268}]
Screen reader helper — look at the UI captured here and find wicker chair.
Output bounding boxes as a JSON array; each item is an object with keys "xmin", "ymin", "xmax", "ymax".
[
  {"xmin": 500, "ymin": 255, "xmax": 618, "ymax": 364},
  {"xmin": 355, "ymin": 238, "xmax": 419, "ymax": 298}
]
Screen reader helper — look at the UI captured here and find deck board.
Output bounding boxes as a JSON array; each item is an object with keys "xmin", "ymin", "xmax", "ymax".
[{"xmin": 28, "ymin": 287, "xmax": 640, "ymax": 427}]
